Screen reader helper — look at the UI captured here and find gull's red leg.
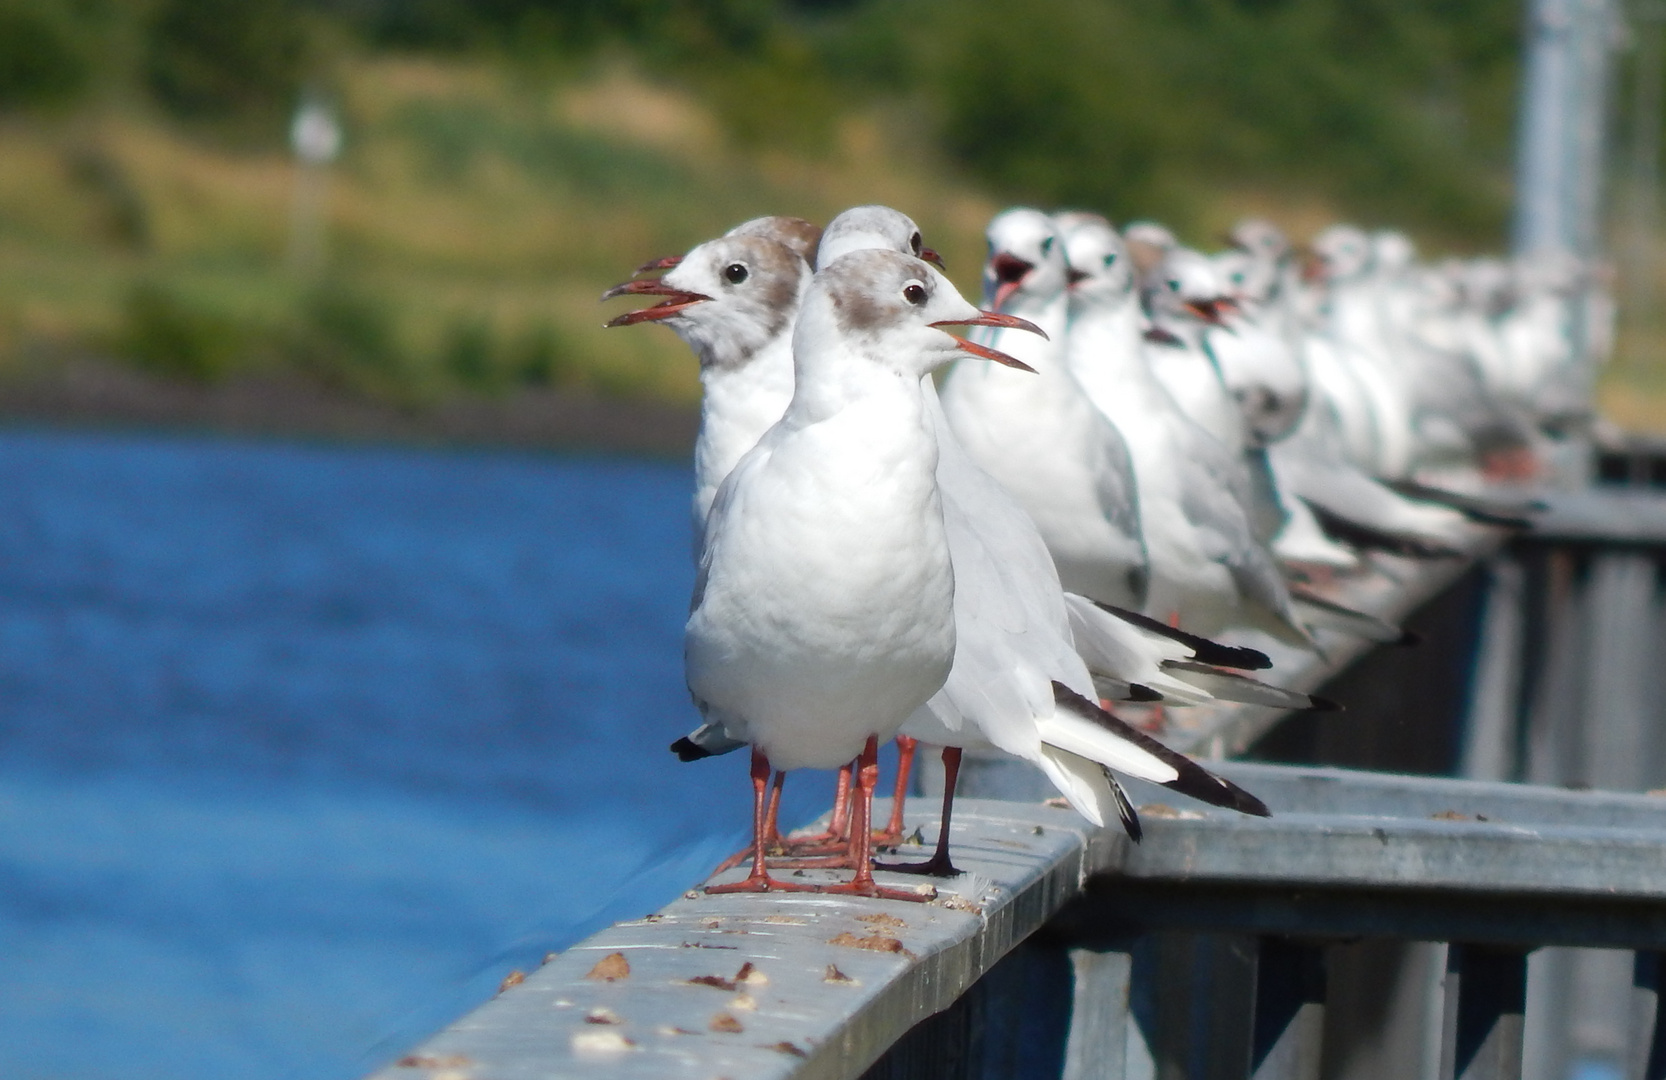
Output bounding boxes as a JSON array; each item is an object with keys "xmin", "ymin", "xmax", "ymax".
[
  {"xmin": 776, "ymin": 759, "xmax": 855, "ymax": 856},
  {"xmin": 820, "ymin": 736, "xmax": 930, "ymax": 902},
  {"xmin": 706, "ymin": 748, "xmax": 815, "ymax": 895},
  {"xmin": 874, "ymin": 736, "xmax": 918, "ymax": 847},
  {"xmin": 763, "ymin": 770, "xmax": 785, "ymax": 851},
  {"xmin": 831, "ymin": 762, "xmax": 854, "ymax": 839},
  {"xmin": 713, "ymin": 767, "xmax": 787, "ymax": 873},
  {"xmin": 877, "ymin": 746, "xmax": 963, "ymax": 877}
]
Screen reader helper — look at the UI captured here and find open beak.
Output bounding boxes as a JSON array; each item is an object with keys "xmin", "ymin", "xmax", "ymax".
[
  {"xmin": 600, "ymin": 278, "xmax": 713, "ymax": 327},
  {"xmin": 920, "ymin": 247, "xmax": 946, "ymax": 270},
  {"xmin": 633, "ymin": 254, "xmax": 682, "ymax": 275},
  {"xmin": 1182, "ymin": 297, "xmax": 1234, "ymax": 326},
  {"xmin": 1066, "ymin": 267, "xmax": 1091, "ymax": 287},
  {"xmin": 988, "ymin": 253, "xmax": 1034, "ymax": 311},
  {"xmin": 930, "ymin": 311, "xmax": 1046, "ymax": 371}
]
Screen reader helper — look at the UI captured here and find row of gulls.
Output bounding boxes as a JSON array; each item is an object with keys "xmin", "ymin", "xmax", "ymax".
[{"xmin": 601, "ymin": 203, "xmax": 1567, "ymax": 898}]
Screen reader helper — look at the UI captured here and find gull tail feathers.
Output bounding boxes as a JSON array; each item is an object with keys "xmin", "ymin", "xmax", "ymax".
[
  {"xmin": 1159, "ymin": 660, "xmax": 1341, "ymax": 711},
  {"xmin": 1094, "ymin": 670, "xmax": 1214, "ymax": 707},
  {"xmin": 1302, "ymin": 498, "xmax": 1467, "ymax": 559},
  {"xmin": 1245, "ymin": 597, "xmax": 1323, "ymax": 653},
  {"xmin": 1288, "ymin": 587, "xmax": 1415, "ymax": 645},
  {"xmin": 1049, "ymin": 683, "xmax": 1271, "ymax": 817},
  {"xmin": 1379, "ymin": 478, "xmax": 1542, "ymax": 528},
  {"xmin": 670, "ymin": 722, "xmax": 747, "ymax": 762},
  {"xmin": 1083, "ymin": 597, "xmax": 1272, "ymax": 671},
  {"xmin": 1035, "ymin": 744, "xmax": 1141, "ymax": 839}
]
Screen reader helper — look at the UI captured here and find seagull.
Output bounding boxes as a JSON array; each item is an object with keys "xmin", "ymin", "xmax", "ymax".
[
  {"xmin": 615, "ymin": 206, "xmax": 1282, "ymax": 877},
  {"xmin": 939, "ymin": 207, "xmax": 1149, "ymax": 610},
  {"xmin": 1141, "ymin": 246, "xmax": 1251, "ymax": 455},
  {"xmin": 816, "ymin": 204, "xmax": 946, "ymax": 269},
  {"xmin": 603, "ymin": 222, "xmax": 815, "ymax": 534},
  {"xmin": 1060, "ymin": 217, "xmax": 1317, "ymax": 648},
  {"xmin": 1308, "ymin": 224, "xmax": 1418, "ymax": 480},
  {"xmin": 683, "ymin": 248, "xmax": 1040, "ymax": 898}
]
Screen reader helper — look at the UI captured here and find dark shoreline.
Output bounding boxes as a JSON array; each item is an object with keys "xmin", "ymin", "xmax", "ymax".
[{"xmin": 0, "ymin": 359, "xmax": 700, "ymax": 458}]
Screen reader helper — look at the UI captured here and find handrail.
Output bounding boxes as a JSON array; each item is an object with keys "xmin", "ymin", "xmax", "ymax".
[
  {"xmin": 372, "ymin": 767, "xmax": 1666, "ymax": 1079},
  {"xmin": 369, "ymin": 485, "xmax": 1666, "ymax": 1080}
]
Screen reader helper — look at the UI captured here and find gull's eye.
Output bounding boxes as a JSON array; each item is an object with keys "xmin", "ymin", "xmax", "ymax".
[
  {"xmin": 723, "ymin": 263, "xmax": 749, "ymax": 284},
  {"xmin": 1103, "ymin": 253, "xmax": 1117, "ymax": 267},
  {"xmin": 1040, "ymin": 237, "xmax": 1054, "ymax": 256},
  {"xmin": 903, "ymin": 281, "xmax": 928, "ymax": 306},
  {"xmin": 1167, "ymin": 279, "xmax": 1181, "ymax": 292},
  {"xmin": 1232, "ymin": 272, "xmax": 1245, "ymax": 285},
  {"xmin": 909, "ymin": 231, "xmax": 923, "ymax": 256}
]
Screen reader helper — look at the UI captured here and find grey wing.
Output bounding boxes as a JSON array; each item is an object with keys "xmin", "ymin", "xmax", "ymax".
[
  {"xmin": 1172, "ymin": 426, "xmax": 1295, "ymax": 618},
  {"xmin": 1084, "ymin": 407, "xmax": 1149, "ymax": 603}
]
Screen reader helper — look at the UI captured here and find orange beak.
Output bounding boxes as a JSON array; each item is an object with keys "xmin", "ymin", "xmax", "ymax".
[
  {"xmin": 633, "ymin": 254, "xmax": 683, "ymax": 275},
  {"xmin": 600, "ymin": 278, "xmax": 713, "ymax": 327},
  {"xmin": 1182, "ymin": 297, "xmax": 1235, "ymax": 326},
  {"xmin": 930, "ymin": 310, "xmax": 1047, "ymax": 371}
]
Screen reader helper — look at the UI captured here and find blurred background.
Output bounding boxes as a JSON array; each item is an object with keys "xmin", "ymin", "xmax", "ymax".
[
  {"xmin": 3, "ymin": 0, "xmax": 1654, "ymax": 430},
  {"xmin": 0, "ymin": 1, "xmax": 1660, "ymax": 1079}
]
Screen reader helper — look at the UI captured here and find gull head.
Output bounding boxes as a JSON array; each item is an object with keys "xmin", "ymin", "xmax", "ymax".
[
  {"xmin": 1371, "ymin": 230, "xmax": 1417, "ymax": 276},
  {"xmin": 1228, "ymin": 218, "xmax": 1290, "ymax": 264},
  {"xmin": 818, "ymin": 205, "xmax": 943, "ymax": 270},
  {"xmin": 1151, "ymin": 248, "xmax": 1234, "ymax": 327},
  {"xmin": 803, "ymin": 248, "xmax": 1044, "ymax": 379},
  {"xmin": 625, "ymin": 215, "xmax": 820, "ymax": 278},
  {"xmin": 984, "ymin": 208, "xmax": 1066, "ymax": 312},
  {"xmin": 1310, "ymin": 224, "xmax": 1372, "ymax": 283},
  {"xmin": 603, "ymin": 234, "xmax": 811, "ymax": 368},
  {"xmin": 1213, "ymin": 248, "xmax": 1279, "ymax": 307},
  {"xmin": 1123, "ymin": 219, "xmax": 1179, "ymax": 282},
  {"xmin": 1060, "ymin": 217, "xmax": 1136, "ymax": 307},
  {"xmin": 727, "ymin": 215, "xmax": 824, "ymax": 265}
]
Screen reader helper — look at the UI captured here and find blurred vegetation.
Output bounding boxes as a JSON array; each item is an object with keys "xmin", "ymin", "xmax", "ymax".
[{"xmin": 1, "ymin": 0, "xmax": 1656, "ymax": 425}]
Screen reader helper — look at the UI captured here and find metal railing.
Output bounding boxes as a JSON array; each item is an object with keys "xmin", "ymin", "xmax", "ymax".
[{"xmin": 371, "ymin": 474, "xmax": 1666, "ymax": 1080}]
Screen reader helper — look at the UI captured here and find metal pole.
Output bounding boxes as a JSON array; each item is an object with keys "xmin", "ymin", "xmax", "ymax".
[
  {"xmin": 1623, "ymin": 2, "xmax": 1665, "ymax": 317},
  {"xmin": 1514, "ymin": 0, "xmax": 1622, "ymax": 260}
]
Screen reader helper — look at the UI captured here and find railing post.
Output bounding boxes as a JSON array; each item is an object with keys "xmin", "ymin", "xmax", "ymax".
[
  {"xmin": 1134, "ymin": 932, "xmax": 1257, "ymax": 1080},
  {"xmin": 1250, "ymin": 938, "xmax": 1326, "ymax": 1080},
  {"xmin": 1440, "ymin": 944, "xmax": 1529, "ymax": 1080},
  {"xmin": 1631, "ymin": 951, "xmax": 1666, "ymax": 1080},
  {"xmin": 1062, "ymin": 944, "xmax": 1139, "ymax": 1080}
]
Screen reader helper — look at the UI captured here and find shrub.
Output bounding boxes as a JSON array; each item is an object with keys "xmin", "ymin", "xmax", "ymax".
[
  {"xmin": 440, "ymin": 315, "xmax": 499, "ymax": 391},
  {"xmin": 293, "ymin": 283, "xmax": 417, "ymax": 399},
  {"xmin": 509, "ymin": 321, "xmax": 576, "ymax": 388},
  {"xmin": 120, "ymin": 282, "xmax": 245, "ymax": 383},
  {"xmin": 0, "ymin": 0, "xmax": 90, "ymax": 109},
  {"xmin": 143, "ymin": 0, "xmax": 307, "ymax": 121}
]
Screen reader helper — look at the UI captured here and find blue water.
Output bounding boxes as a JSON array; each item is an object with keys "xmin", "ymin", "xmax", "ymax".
[{"xmin": 0, "ymin": 429, "xmax": 837, "ymax": 1080}]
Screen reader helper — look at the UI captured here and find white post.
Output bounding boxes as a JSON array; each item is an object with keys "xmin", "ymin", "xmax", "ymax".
[{"xmin": 288, "ymin": 96, "xmax": 343, "ymax": 276}]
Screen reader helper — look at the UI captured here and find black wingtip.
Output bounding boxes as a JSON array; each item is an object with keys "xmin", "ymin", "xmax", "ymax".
[
  {"xmin": 670, "ymin": 737, "xmax": 713, "ymax": 762},
  {"xmin": 1092, "ymin": 600, "xmax": 1272, "ymax": 670},
  {"xmin": 1396, "ymin": 629, "xmax": 1422, "ymax": 647},
  {"xmin": 1302, "ymin": 498, "xmax": 1466, "ymax": 559},
  {"xmin": 1379, "ymin": 478, "xmax": 1541, "ymax": 528},
  {"xmin": 1052, "ymin": 681, "xmax": 1272, "ymax": 819},
  {"xmin": 1225, "ymin": 781, "xmax": 1273, "ymax": 818},
  {"xmin": 1103, "ymin": 768, "xmax": 1143, "ymax": 843},
  {"xmin": 1126, "ymin": 683, "xmax": 1163, "ymax": 702},
  {"xmin": 1306, "ymin": 695, "xmax": 1344, "ymax": 713}
]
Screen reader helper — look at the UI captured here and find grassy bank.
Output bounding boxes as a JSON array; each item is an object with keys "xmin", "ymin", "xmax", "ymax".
[
  {"xmin": 0, "ymin": 0, "xmax": 1661, "ymax": 435},
  {"xmin": 0, "ymin": 54, "xmax": 1018, "ymax": 413}
]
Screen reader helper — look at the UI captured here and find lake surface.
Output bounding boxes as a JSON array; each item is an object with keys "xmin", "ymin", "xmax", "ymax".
[{"xmin": 0, "ymin": 428, "xmax": 840, "ymax": 1080}]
